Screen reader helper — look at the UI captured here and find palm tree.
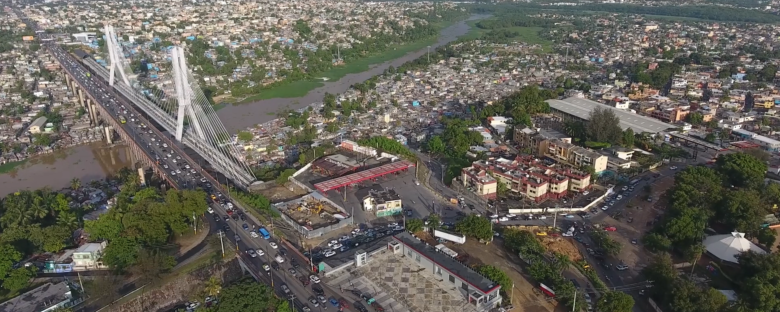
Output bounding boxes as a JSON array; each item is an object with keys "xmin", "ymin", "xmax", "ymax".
[
  {"xmin": 27, "ymin": 197, "xmax": 48, "ymax": 221},
  {"xmin": 70, "ymin": 178, "xmax": 81, "ymax": 191},
  {"xmin": 57, "ymin": 212, "xmax": 79, "ymax": 230},
  {"xmin": 204, "ymin": 276, "xmax": 222, "ymax": 297}
]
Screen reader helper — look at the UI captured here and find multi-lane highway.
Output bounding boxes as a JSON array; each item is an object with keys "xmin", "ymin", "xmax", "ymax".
[{"xmin": 22, "ymin": 20, "xmax": 351, "ymax": 312}]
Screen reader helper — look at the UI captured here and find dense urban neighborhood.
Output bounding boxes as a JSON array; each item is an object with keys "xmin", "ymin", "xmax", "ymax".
[{"xmin": 4, "ymin": 0, "xmax": 780, "ymax": 312}]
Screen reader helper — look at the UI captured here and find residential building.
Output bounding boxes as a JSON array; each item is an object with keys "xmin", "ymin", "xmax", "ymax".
[
  {"xmin": 541, "ymin": 139, "xmax": 608, "ymax": 174},
  {"xmin": 650, "ymin": 106, "xmax": 689, "ymax": 123},
  {"xmin": 0, "ymin": 282, "xmax": 81, "ymax": 312},
  {"xmin": 467, "ymin": 156, "xmax": 591, "ymax": 202},
  {"xmin": 362, "ymin": 189, "xmax": 403, "ymax": 217},
  {"xmin": 390, "ymin": 232, "xmax": 502, "ymax": 312},
  {"xmin": 460, "ymin": 166, "xmax": 498, "ymax": 198},
  {"xmin": 513, "ymin": 127, "xmax": 570, "ymax": 154},
  {"xmin": 28, "ymin": 116, "xmax": 47, "ymax": 134},
  {"xmin": 72, "ymin": 241, "xmax": 107, "ymax": 270}
]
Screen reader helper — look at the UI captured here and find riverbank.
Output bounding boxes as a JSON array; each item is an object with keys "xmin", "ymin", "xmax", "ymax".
[{"xmin": 216, "ymin": 14, "xmax": 490, "ymax": 133}]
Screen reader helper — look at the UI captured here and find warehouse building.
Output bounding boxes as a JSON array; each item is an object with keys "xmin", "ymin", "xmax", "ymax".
[
  {"xmin": 390, "ymin": 232, "xmax": 502, "ymax": 311},
  {"xmin": 547, "ymin": 97, "xmax": 677, "ymax": 134}
]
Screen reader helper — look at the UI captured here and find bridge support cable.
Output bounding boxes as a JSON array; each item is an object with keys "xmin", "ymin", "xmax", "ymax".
[{"xmin": 88, "ymin": 29, "xmax": 257, "ymax": 187}]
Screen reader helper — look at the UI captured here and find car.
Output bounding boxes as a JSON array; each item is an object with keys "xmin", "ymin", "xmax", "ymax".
[
  {"xmin": 339, "ymin": 246, "xmax": 350, "ymax": 252},
  {"xmin": 313, "ymin": 286, "xmax": 325, "ymax": 296},
  {"xmin": 213, "ymin": 215, "xmax": 220, "ymax": 222},
  {"xmin": 250, "ymin": 231, "xmax": 259, "ymax": 238},
  {"xmin": 324, "ymin": 250, "xmax": 337, "ymax": 257},
  {"xmin": 309, "ymin": 297, "xmax": 320, "ymax": 307},
  {"xmin": 269, "ymin": 242, "xmax": 278, "ymax": 249},
  {"xmin": 329, "ymin": 297, "xmax": 340, "ymax": 307},
  {"xmin": 242, "ymin": 224, "xmax": 249, "ymax": 231},
  {"xmin": 262, "ymin": 264, "xmax": 271, "ymax": 272},
  {"xmin": 256, "ymin": 248, "xmax": 265, "ymax": 256},
  {"xmin": 310, "ymin": 275, "xmax": 321, "ymax": 283},
  {"xmin": 317, "ymin": 294, "xmax": 327, "ymax": 303},
  {"xmin": 328, "ymin": 240, "xmax": 339, "ymax": 247},
  {"xmin": 616, "ymin": 264, "xmax": 629, "ymax": 271},
  {"xmin": 246, "ymin": 249, "xmax": 257, "ymax": 258},
  {"xmin": 271, "ymin": 261, "xmax": 280, "ymax": 270},
  {"xmin": 288, "ymin": 268, "xmax": 298, "ymax": 275},
  {"xmin": 601, "ymin": 206, "xmax": 609, "ymax": 211},
  {"xmin": 332, "ymin": 243, "xmax": 342, "ymax": 249},
  {"xmin": 338, "ymin": 298, "xmax": 350, "ymax": 308},
  {"xmin": 223, "ymin": 215, "xmax": 229, "ymax": 221},
  {"xmin": 498, "ymin": 217, "xmax": 509, "ymax": 222},
  {"xmin": 302, "ymin": 306, "xmax": 311, "ymax": 312},
  {"xmin": 281, "ymin": 284, "xmax": 290, "ymax": 294},
  {"xmin": 275, "ymin": 255, "xmax": 285, "ymax": 263},
  {"xmin": 670, "ymin": 166, "xmax": 678, "ymax": 170},
  {"xmin": 339, "ymin": 235, "xmax": 350, "ymax": 242},
  {"xmin": 234, "ymin": 234, "xmax": 241, "ymax": 242},
  {"xmin": 631, "ymin": 239, "xmax": 638, "ymax": 245}
]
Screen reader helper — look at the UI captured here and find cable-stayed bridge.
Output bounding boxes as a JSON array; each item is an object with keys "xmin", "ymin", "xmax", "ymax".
[{"xmin": 81, "ymin": 25, "xmax": 256, "ymax": 188}]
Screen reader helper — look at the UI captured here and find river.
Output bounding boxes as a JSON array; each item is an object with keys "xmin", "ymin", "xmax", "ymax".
[
  {"xmin": 216, "ymin": 14, "xmax": 489, "ymax": 133},
  {"xmin": 0, "ymin": 143, "xmax": 133, "ymax": 197},
  {"xmin": 0, "ymin": 15, "xmax": 487, "ymax": 194}
]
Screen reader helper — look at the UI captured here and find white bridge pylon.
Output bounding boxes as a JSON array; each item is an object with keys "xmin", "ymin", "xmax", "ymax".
[
  {"xmin": 104, "ymin": 25, "xmax": 130, "ymax": 87},
  {"xmin": 171, "ymin": 47, "xmax": 206, "ymax": 142}
]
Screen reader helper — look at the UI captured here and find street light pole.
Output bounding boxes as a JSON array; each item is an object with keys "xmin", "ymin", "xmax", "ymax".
[{"xmin": 218, "ymin": 230, "xmax": 225, "ymax": 258}]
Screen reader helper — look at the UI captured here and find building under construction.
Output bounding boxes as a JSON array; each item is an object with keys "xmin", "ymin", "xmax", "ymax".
[{"xmin": 277, "ymin": 192, "xmax": 353, "ymax": 239}]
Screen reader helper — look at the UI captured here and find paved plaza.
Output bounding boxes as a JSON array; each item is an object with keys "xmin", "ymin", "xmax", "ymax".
[{"xmin": 327, "ymin": 251, "xmax": 479, "ymax": 312}]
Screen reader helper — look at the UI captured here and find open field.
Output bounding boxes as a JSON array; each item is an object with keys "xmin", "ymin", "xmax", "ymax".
[{"xmin": 461, "ymin": 21, "xmax": 553, "ymax": 53}]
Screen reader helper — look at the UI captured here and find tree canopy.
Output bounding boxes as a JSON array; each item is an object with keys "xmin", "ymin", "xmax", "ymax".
[
  {"xmin": 213, "ymin": 279, "xmax": 288, "ymax": 312},
  {"xmin": 586, "ymin": 107, "xmax": 623, "ymax": 145},
  {"xmin": 455, "ymin": 215, "xmax": 493, "ymax": 241}
]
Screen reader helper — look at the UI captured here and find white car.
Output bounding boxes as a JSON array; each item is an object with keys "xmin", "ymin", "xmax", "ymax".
[
  {"xmin": 250, "ymin": 231, "xmax": 259, "ymax": 238},
  {"xmin": 310, "ymin": 275, "xmax": 321, "ymax": 283},
  {"xmin": 670, "ymin": 166, "xmax": 678, "ymax": 170},
  {"xmin": 207, "ymin": 207, "xmax": 214, "ymax": 214},
  {"xmin": 498, "ymin": 217, "xmax": 509, "ymax": 222},
  {"xmin": 256, "ymin": 249, "xmax": 264, "ymax": 256},
  {"xmin": 601, "ymin": 206, "xmax": 609, "ymax": 211},
  {"xmin": 332, "ymin": 243, "xmax": 343, "ymax": 249},
  {"xmin": 489, "ymin": 214, "xmax": 499, "ymax": 219},
  {"xmin": 275, "ymin": 255, "xmax": 285, "ymax": 263},
  {"xmin": 324, "ymin": 250, "xmax": 337, "ymax": 257},
  {"xmin": 269, "ymin": 242, "xmax": 278, "ymax": 249},
  {"xmin": 506, "ymin": 214, "xmax": 517, "ymax": 218},
  {"xmin": 328, "ymin": 240, "xmax": 339, "ymax": 247},
  {"xmin": 262, "ymin": 264, "xmax": 271, "ymax": 271},
  {"xmin": 616, "ymin": 264, "xmax": 629, "ymax": 271},
  {"xmin": 227, "ymin": 202, "xmax": 234, "ymax": 209},
  {"xmin": 246, "ymin": 249, "xmax": 257, "ymax": 258}
]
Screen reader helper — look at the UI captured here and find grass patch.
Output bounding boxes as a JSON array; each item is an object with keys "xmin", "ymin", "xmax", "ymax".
[
  {"xmin": 461, "ymin": 22, "xmax": 552, "ymax": 53},
  {"xmin": 0, "ymin": 159, "xmax": 28, "ymax": 174}
]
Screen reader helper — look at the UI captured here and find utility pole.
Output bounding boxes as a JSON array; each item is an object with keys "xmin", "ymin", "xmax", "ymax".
[
  {"xmin": 440, "ymin": 163, "xmax": 445, "ymax": 184},
  {"xmin": 218, "ymin": 230, "xmax": 225, "ymax": 258},
  {"xmin": 351, "ymin": 206, "xmax": 355, "ymax": 225},
  {"xmin": 553, "ymin": 205, "xmax": 559, "ymax": 230},
  {"xmin": 193, "ymin": 212, "xmax": 197, "ymax": 234},
  {"xmin": 571, "ymin": 290, "xmax": 577, "ymax": 312}
]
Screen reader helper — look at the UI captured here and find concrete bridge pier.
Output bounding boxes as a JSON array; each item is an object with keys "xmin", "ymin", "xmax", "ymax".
[
  {"xmin": 86, "ymin": 98, "xmax": 98, "ymax": 126},
  {"xmin": 104, "ymin": 126, "xmax": 113, "ymax": 144}
]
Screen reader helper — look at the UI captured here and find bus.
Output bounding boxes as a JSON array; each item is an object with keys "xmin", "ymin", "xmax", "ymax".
[
  {"xmin": 258, "ymin": 228, "xmax": 270, "ymax": 239},
  {"xmin": 119, "ymin": 116, "xmax": 126, "ymax": 124}
]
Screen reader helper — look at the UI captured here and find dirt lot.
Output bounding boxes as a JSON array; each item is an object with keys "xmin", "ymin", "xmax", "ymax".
[
  {"xmin": 444, "ymin": 239, "xmax": 564, "ymax": 312},
  {"xmin": 255, "ymin": 183, "xmax": 309, "ymax": 202},
  {"xmin": 541, "ymin": 237, "xmax": 583, "ymax": 262},
  {"xmin": 598, "ymin": 174, "xmax": 675, "ymax": 273}
]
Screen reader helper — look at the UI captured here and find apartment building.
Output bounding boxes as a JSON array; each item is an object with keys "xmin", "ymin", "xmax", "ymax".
[
  {"xmin": 464, "ymin": 156, "xmax": 591, "ymax": 202},
  {"xmin": 460, "ymin": 166, "xmax": 498, "ymax": 199},
  {"xmin": 540, "ymin": 139, "xmax": 608, "ymax": 174}
]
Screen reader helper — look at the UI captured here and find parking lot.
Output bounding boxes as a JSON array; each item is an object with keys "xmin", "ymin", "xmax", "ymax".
[{"xmin": 322, "ymin": 169, "xmax": 449, "ymax": 224}]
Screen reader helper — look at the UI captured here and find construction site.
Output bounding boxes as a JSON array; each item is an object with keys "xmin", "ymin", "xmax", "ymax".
[{"xmin": 277, "ymin": 192, "xmax": 354, "ymax": 239}]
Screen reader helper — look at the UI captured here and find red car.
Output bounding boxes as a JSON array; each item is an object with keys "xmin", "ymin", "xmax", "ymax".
[
  {"xmin": 299, "ymin": 276, "xmax": 310, "ymax": 286},
  {"xmin": 338, "ymin": 298, "xmax": 349, "ymax": 308},
  {"xmin": 604, "ymin": 226, "xmax": 617, "ymax": 232}
]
